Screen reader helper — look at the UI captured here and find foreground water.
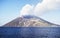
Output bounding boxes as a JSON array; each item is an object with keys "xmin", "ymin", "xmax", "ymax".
[{"xmin": 0, "ymin": 27, "xmax": 60, "ymax": 38}]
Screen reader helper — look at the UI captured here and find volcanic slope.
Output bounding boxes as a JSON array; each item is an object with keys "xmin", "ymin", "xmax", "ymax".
[{"xmin": 3, "ymin": 15, "xmax": 60, "ymax": 27}]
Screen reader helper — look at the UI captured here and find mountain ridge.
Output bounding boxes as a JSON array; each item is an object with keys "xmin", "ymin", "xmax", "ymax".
[{"xmin": 3, "ymin": 15, "xmax": 60, "ymax": 27}]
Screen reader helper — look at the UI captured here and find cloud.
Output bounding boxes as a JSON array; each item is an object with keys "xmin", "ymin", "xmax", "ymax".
[
  {"xmin": 20, "ymin": 4, "xmax": 33, "ymax": 16},
  {"xmin": 20, "ymin": 0, "xmax": 60, "ymax": 17},
  {"xmin": 47, "ymin": 0, "xmax": 60, "ymax": 10}
]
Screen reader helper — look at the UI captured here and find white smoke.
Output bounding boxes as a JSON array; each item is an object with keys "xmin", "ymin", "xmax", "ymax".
[
  {"xmin": 20, "ymin": 4, "xmax": 33, "ymax": 16},
  {"xmin": 20, "ymin": 0, "xmax": 60, "ymax": 17}
]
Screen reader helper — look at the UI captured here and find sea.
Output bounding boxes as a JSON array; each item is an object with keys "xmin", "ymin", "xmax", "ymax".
[{"xmin": 0, "ymin": 27, "xmax": 60, "ymax": 38}]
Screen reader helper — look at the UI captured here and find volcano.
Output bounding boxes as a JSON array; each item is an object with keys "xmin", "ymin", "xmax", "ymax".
[{"xmin": 3, "ymin": 15, "xmax": 60, "ymax": 27}]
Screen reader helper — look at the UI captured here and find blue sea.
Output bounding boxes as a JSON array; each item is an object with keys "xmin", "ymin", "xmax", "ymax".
[{"xmin": 0, "ymin": 27, "xmax": 60, "ymax": 38}]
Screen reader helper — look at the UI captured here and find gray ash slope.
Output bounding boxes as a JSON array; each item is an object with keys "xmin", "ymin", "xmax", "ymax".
[{"xmin": 3, "ymin": 15, "xmax": 60, "ymax": 27}]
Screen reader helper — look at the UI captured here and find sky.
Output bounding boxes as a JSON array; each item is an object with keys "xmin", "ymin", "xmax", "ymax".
[{"xmin": 0, "ymin": 0, "xmax": 60, "ymax": 26}]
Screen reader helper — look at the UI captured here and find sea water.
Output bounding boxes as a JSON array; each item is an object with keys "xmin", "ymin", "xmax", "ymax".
[{"xmin": 0, "ymin": 27, "xmax": 60, "ymax": 38}]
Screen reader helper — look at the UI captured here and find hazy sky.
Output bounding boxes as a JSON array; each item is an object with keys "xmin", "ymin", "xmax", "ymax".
[
  {"xmin": 0, "ymin": 0, "xmax": 60, "ymax": 26},
  {"xmin": 0, "ymin": 0, "xmax": 41, "ymax": 26}
]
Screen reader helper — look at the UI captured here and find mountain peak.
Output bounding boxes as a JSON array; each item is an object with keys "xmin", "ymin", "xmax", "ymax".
[
  {"xmin": 22, "ymin": 15, "xmax": 40, "ymax": 19},
  {"xmin": 3, "ymin": 15, "xmax": 60, "ymax": 27}
]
